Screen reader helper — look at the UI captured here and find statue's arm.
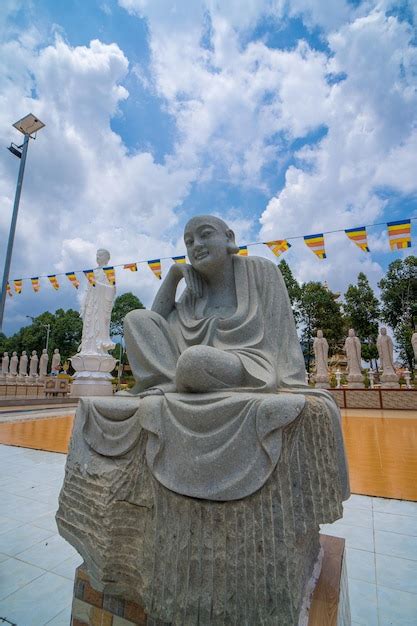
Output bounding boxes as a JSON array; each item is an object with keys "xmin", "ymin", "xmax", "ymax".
[{"xmin": 152, "ymin": 264, "xmax": 204, "ymax": 319}]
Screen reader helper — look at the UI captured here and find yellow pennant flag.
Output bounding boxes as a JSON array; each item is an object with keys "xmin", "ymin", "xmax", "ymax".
[
  {"xmin": 103, "ymin": 266, "xmax": 116, "ymax": 286},
  {"xmin": 66, "ymin": 272, "xmax": 80, "ymax": 289},
  {"xmin": 14, "ymin": 279, "xmax": 23, "ymax": 294},
  {"xmin": 345, "ymin": 227, "xmax": 370, "ymax": 252},
  {"xmin": 48, "ymin": 275, "xmax": 60, "ymax": 290},
  {"xmin": 31, "ymin": 277, "xmax": 40, "ymax": 292},
  {"xmin": 387, "ymin": 220, "xmax": 412, "ymax": 250},
  {"xmin": 123, "ymin": 263, "xmax": 138, "ymax": 272},
  {"xmin": 304, "ymin": 233, "xmax": 326, "ymax": 260},
  {"xmin": 172, "ymin": 255, "xmax": 186, "ymax": 264},
  {"xmin": 6, "ymin": 282, "xmax": 12, "ymax": 297},
  {"xmin": 237, "ymin": 246, "xmax": 248, "ymax": 256},
  {"xmin": 84, "ymin": 270, "xmax": 96, "ymax": 287},
  {"xmin": 265, "ymin": 240, "xmax": 292, "ymax": 257},
  {"xmin": 148, "ymin": 259, "xmax": 162, "ymax": 280}
]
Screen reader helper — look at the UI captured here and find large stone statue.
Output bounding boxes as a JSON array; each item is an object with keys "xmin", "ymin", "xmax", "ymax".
[
  {"xmin": 70, "ymin": 249, "xmax": 116, "ymax": 397},
  {"xmin": 1, "ymin": 352, "xmax": 9, "ymax": 377},
  {"xmin": 51, "ymin": 348, "xmax": 61, "ymax": 375},
  {"xmin": 412, "ymin": 332, "xmax": 417, "ymax": 365},
  {"xmin": 344, "ymin": 328, "xmax": 364, "ymax": 388},
  {"xmin": 57, "ymin": 216, "xmax": 349, "ymax": 626},
  {"xmin": 39, "ymin": 348, "xmax": 49, "ymax": 378},
  {"xmin": 313, "ymin": 329, "xmax": 329, "ymax": 389},
  {"xmin": 9, "ymin": 352, "xmax": 18, "ymax": 377},
  {"xmin": 18, "ymin": 351, "xmax": 28, "ymax": 377},
  {"xmin": 29, "ymin": 350, "xmax": 38, "ymax": 378},
  {"xmin": 377, "ymin": 327, "xmax": 399, "ymax": 388}
]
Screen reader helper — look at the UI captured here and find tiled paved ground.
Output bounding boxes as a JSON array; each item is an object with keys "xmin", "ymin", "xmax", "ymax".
[{"xmin": 0, "ymin": 443, "xmax": 416, "ymax": 625}]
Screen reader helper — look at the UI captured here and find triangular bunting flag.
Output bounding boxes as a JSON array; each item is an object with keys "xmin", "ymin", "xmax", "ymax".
[
  {"xmin": 148, "ymin": 259, "xmax": 162, "ymax": 280},
  {"xmin": 345, "ymin": 227, "xmax": 370, "ymax": 252},
  {"xmin": 48, "ymin": 275, "xmax": 60, "ymax": 290},
  {"xmin": 66, "ymin": 272, "xmax": 80, "ymax": 289},
  {"xmin": 6, "ymin": 282, "xmax": 12, "ymax": 297},
  {"xmin": 123, "ymin": 263, "xmax": 138, "ymax": 272},
  {"xmin": 14, "ymin": 279, "xmax": 23, "ymax": 294},
  {"xmin": 84, "ymin": 270, "xmax": 96, "ymax": 287},
  {"xmin": 31, "ymin": 277, "xmax": 40, "ymax": 292},
  {"xmin": 237, "ymin": 246, "xmax": 248, "ymax": 256},
  {"xmin": 265, "ymin": 239, "xmax": 292, "ymax": 258},
  {"xmin": 103, "ymin": 266, "xmax": 116, "ymax": 286},
  {"xmin": 387, "ymin": 220, "xmax": 411, "ymax": 250},
  {"xmin": 304, "ymin": 233, "xmax": 326, "ymax": 259},
  {"xmin": 172, "ymin": 255, "xmax": 186, "ymax": 264}
]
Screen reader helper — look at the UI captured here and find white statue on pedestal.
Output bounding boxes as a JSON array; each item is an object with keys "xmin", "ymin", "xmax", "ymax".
[
  {"xmin": 313, "ymin": 329, "xmax": 330, "ymax": 389},
  {"xmin": 19, "ymin": 351, "xmax": 28, "ymax": 377},
  {"xmin": 39, "ymin": 349, "xmax": 49, "ymax": 378},
  {"xmin": 51, "ymin": 349, "xmax": 61, "ymax": 375},
  {"xmin": 1, "ymin": 352, "xmax": 9, "ymax": 377},
  {"xmin": 71, "ymin": 249, "xmax": 116, "ymax": 397},
  {"xmin": 344, "ymin": 329, "xmax": 364, "ymax": 388},
  {"xmin": 377, "ymin": 327, "xmax": 399, "ymax": 388},
  {"xmin": 9, "ymin": 352, "xmax": 18, "ymax": 377},
  {"xmin": 412, "ymin": 332, "xmax": 417, "ymax": 365},
  {"xmin": 29, "ymin": 350, "xmax": 39, "ymax": 378}
]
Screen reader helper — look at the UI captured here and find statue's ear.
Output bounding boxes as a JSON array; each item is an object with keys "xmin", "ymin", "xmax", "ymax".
[{"xmin": 225, "ymin": 229, "xmax": 239, "ymax": 254}]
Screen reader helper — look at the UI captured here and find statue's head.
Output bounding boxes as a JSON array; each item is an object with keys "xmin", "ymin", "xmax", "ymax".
[
  {"xmin": 32, "ymin": 350, "xmax": 37, "ymax": 356},
  {"xmin": 348, "ymin": 328, "xmax": 355, "ymax": 337},
  {"xmin": 317, "ymin": 329, "xmax": 323, "ymax": 338},
  {"xmin": 184, "ymin": 215, "xmax": 238, "ymax": 275},
  {"xmin": 380, "ymin": 327, "xmax": 387, "ymax": 335},
  {"xmin": 3, "ymin": 352, "xmax": 8, "ymax": 356},
  {"xmin": 22, "ymin": 351, "xmax": 26, "ymax": 356},
  {"xmin": 54, "ymin": 348, "xmax": 59, "ymax": 354},
  {"xmin": 96, "ymin": 248, "xmax": 110, "ymax": 267},
  {"xmin": 42, "ymin": 349, "xmax": 47, "ymax": 354},
  {"xmin": 12, "ymin": 352, "xmax": 17, "ymax": 356}
]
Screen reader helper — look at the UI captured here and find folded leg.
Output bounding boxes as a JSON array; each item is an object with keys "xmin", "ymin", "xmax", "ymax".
[{"xmin": 176, "ymin": 345, "xmax": 245, "ymax": 393}]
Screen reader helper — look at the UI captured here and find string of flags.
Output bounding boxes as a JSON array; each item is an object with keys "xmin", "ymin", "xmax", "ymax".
[{"xmin": 4, "ymin": 218, "xmax": 414, "ymax": 296}]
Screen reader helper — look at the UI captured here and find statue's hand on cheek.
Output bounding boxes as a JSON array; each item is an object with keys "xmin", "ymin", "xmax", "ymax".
[{"xmin": 169, "ymin": 263, "xmax": 204, "ymax": 298}]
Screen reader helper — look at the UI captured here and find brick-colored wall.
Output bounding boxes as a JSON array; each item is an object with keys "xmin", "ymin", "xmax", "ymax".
[{"xmin": 329, "ymin": 389, "xmax": 417, "ymax": 410}]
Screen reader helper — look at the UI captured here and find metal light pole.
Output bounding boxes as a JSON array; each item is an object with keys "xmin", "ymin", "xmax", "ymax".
[
  {"xmin": 0, "ymin": 114, "xmax": 45, "ymax": 333},
  {"xmin": 26, "ymin": 315, "xmax": 50, "ymax": 353}
]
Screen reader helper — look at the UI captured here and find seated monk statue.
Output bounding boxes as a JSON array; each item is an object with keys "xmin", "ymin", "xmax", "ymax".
[{"xmin": 57, "ymin": 215, "xmax": 349, "ymax": 625}]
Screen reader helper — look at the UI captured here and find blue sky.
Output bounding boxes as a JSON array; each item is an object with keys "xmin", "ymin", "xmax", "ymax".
[{"xmin": 0, "ymin": 0, "xmax": 416, "ymax": 336}]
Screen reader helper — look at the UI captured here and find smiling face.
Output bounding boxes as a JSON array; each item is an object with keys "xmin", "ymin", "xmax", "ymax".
[{"xmin": 184, "ymin": 216, "xmax": 236, "ymax": 275}]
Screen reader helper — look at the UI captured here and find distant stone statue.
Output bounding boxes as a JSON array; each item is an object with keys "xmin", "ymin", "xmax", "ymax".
[
  {"xmin": 412, "ymin": 332, "xmax": 417, "ymax": 365},
  {"xmin": 71, "ymin": 249, "xmax": 116, "ymax": 397},
  {"xmin": 377, "ymin": 327, "xmax": 399, "ymax": 388},
  {"xmin": 58, "ymin": 215, "xmax": 349, "ymax": 625},
  {"xmin": 78, "ymin": 249, "xmax": 115, "ymax": 355},
  {"xmin": 1, "ymin": 352, "xmax": 9, "ymax": 376},
  {"xmin": 18, "ymin": 351, "xmax": 28, "ymax": 377},
  {"xmin": 51, "ymin": 348, "xmax": 61, "ymax": 375},
  {"xmin": 39, "ymin": 349, "xmax": 49, "ymax": 378},
  {"xmin": 344, "ymin": 329, "xmax": 364, "ymax": 388},
  {"xmin": 29, "ymin": 350, "xmax": 38, "ymax": 378},
  {"xmin": 313, "ymin": 329, "xmax": 329, "ymax": 388},
  {"xmin": 9, "ymin": 352, "xmax": 18, "ymax": 376}
]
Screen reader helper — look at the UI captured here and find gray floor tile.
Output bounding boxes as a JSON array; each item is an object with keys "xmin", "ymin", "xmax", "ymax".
[
  {"xmin": 346, "ymin": 547, "xmax": 376, "ymax": 583},
  {"xmin": 344, "ymin": 495, "xmax": 373, "ymax": 509},
  {"xmin": 45, "ymin": 604, "xmax": 72, "ymax": 625},
  {"xmin": 340, "ymin": 506, "xmax": 373, "ymax": 528},
  {"xmin": 0, "ymin": 553, "xmax": 9, "ymax": 563},
  {"xmin": 0, "ymin": 571, "xmax": 73, "ymax": 626},
  {"xmin": 31, "ymin": 511, "xmax": 59, "ymax": 533},
  {"xmin": 16, "ymin": 533, "xmax": 78, "ymax": 570},
  {"xmin": 0, "ymin": 523, "xmax": 56, "ymax": 557},
  {"xmin": 0, "ymin": 556, "xmax": 45, "ymax": 601},
  {"xmin": 373, "ymin": 497, "xmax": 417, "ymax": 517},
  {"xmin": 1, "ymin": 493, "xmax": 56, "ymax": 523},
  {"xmin": 376, "ymin": 553, "xmax": 417, "ymax": 595},
  {"xmin": 0, "ymin": 515, "xmax": 25, "ymax": 536},
  {"xmin": 51, "ymin": 552, "xmax": 83, "ymax": 580},
  {"xmin": 348, "ymin": 578, "xmax": 378, "ymax": 626},
  {"xmin": 321, "ymin": 523, "xmax": 374, "ymax": 551},
  {"xmin": 375, "ymin": 530, "xmax": 417, "ymax": 561},
  {"xmin": 374, "ymin": 511, "xmax": 417, "ymax": 536},
  {"xmin": 378, "ymin": 585, "xmax": 417, "ymax": 625}
]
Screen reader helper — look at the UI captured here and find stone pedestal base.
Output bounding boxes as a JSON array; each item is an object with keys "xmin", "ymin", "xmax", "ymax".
[
  {"xmin": 70, "ymin": 535, "xmax": 349, "ymax": 626},
  {"xmin": 380, "ymin": 373, "xmax": 400, "ymax": 389},
  {"xmin": 70, "ymin": 353, "xmax": 116, "ymax": 398},
  {"xmin": 315, "ymin": 381, "xmax": 330, "ymax": 389},
  {"xmin": 347, "ymin": 382, "xmax": 365, "ymax": 389}
]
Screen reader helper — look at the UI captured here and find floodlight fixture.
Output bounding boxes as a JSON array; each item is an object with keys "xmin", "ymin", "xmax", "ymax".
[
  {"xmin": 13, "ymin": 113, "xmax": 45, "ymax": 136},
  {"xmin": 8, "ymin": 143, "xmax": 23, "ymax": 159}
]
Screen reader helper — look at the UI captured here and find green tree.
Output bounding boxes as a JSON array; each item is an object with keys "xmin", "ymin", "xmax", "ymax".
[
  {"xmin": 278, "ymin": 259, "xmax": 302, "ymax": 324},
  {"xmin": 50, "ymin": 308, "xmax": 83, "ymax": 362},
  {"xmin": 110, "ymin": 292, "xmax": 145, "ymax": 338},
  {"xmin": 299, "ymin": 282, "xmax": 346, "ymax": 372},
  {"xmin": 343, "ymin": 272, "xmax": 380, "ymax": 367},
  {"xmin": 378, "ymin": 256, "xmax": 417, "ymax": 369}
]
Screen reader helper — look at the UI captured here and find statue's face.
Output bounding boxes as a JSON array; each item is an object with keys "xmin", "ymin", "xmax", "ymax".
[
  {"xmin": 13, "ymin": 352, "xmax": 17, "ymax": 356},
  {"xmin": 4, "ymin": 352, "xmax": 8, "ymax": 356},
  {"xmin": 22, "ymin": 351, "xmax": 26, "ymax": 356},
  {"xmin": 381, "ymin": 327, "xmax": 387, "ymax": 335},
  {"xmin": 96, "ymin": 249, "xmax": 110, "ymax": 267},
  {"xmin": 184, "ymin": 217, "xmax": 235, "ymax": 274},
  {"xmin": 317, "ymin": 330, "xmax": 323, "ymax": 338}
]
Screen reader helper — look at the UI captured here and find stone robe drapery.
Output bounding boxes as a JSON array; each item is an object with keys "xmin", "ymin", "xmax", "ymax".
[
  {"xmin": 84, "ymin": 256, "xmax": 349, "ymax": 501},
  {"xmin": 79, "ymin": 268, "xmax": 115, "ymax": 355}
]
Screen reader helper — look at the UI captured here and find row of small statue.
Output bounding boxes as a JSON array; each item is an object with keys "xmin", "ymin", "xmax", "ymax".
[
  {"xmin": 313, "ymin": 327, "xmax": 417, "ymax": 389},
  {"xmin": 0, "ymin": 349, "xmax": 61, "ymax": 380}
]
